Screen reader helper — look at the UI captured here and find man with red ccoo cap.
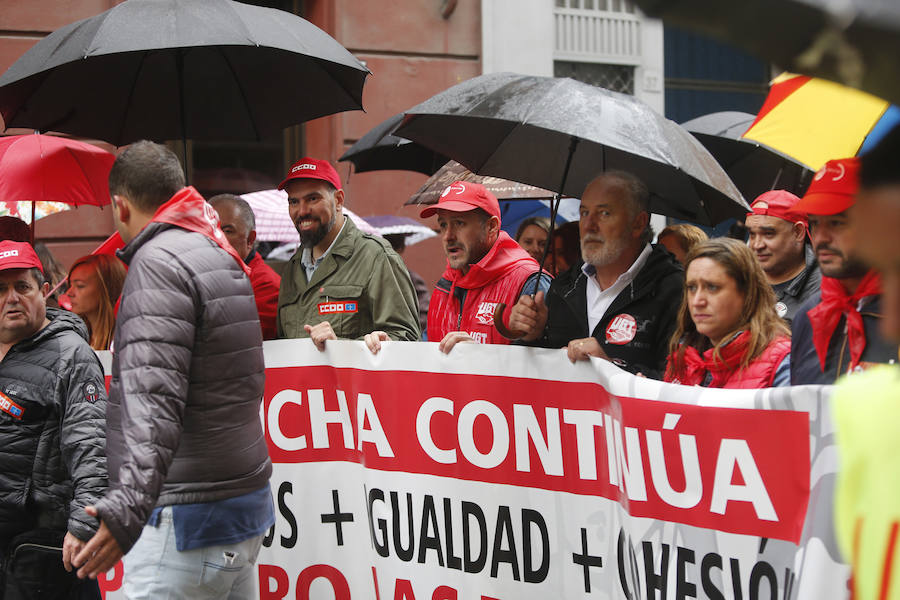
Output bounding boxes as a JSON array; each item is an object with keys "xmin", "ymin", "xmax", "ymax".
[
  {"xmin": 276, "ymin": 157, "xmax": 420, "ymax": 348},
  {"xmin": 790, "ymin": 157, "xmax": 899, "ymax": 384},
  {"xmin": 0, "ymin": 240, "xmax": 107, "ymax": 598},
  {"xmin": 388, "ymin": 180, "xmax": 550, "ymax": 355},
  {"xmin": 745, "ymin": 189, "xmax": 821, "ymax": 322}
]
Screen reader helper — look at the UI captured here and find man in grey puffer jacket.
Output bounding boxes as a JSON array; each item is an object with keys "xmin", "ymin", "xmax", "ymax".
[
  {"xmin": 73, "ymin": 142, "xmax": 273, "ymax": 598},
  {"xmin": 0, "ymin": 241, "xmax": 106, "ymax": 598}
]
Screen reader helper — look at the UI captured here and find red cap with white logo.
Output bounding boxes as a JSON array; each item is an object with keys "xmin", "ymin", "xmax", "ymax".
[
  {"xmin": 277, "ymin": 157, "xmax": 342, "ymax": 191},
  {"xmin": 419, "ymin": 181, "xmax": 501, "ymax": 221},
  {"xmin": 0, "ymin": 241, "xmax": 43, "ymax": 273},
  {"xmin": 747, "ymin": 190, "xmax": 806, "ymax": 225},
  {"xmin": 793, "ymin": 157, "xmax": 859, "ymax": 216}
]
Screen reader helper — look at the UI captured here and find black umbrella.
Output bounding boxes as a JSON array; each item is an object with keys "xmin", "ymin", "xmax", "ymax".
[
  {"xmin": 339, "ymin": 113, "xmax": 449, "ymax": 175},
  {"xmin": 681, "ymin": 111, "xmax": 814, "ymax": 200},
  {"xmin": 0, "ymin": 0, "xmax": 369, "ymax": 146},
  {"xmin": 394, "ymin": 72, "xmax": 748, "ymax": 227},
  {"xmin": 633, "ymin": 0, "xmax": 900, "ymax": 106}
]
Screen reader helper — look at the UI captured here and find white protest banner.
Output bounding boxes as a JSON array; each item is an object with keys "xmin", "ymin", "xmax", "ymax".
[{"xmin": 97, "ymin": 339, "xmax": 847, "ymax": 599}]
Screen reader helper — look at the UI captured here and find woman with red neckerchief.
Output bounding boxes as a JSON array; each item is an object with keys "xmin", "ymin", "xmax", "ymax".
[{"xmin": 664, "ymin": 238, "xmax": 791, "ymax": 389}]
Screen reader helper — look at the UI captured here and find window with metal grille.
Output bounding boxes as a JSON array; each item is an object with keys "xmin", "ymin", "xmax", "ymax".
[{"xmin": 554, "ymin": 61, "xmax": 635, "ymax": 95}]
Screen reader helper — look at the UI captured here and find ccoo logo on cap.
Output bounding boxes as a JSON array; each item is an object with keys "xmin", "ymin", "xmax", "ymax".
[{"xmin": 0, "ymin": 241, "xmax": 43, "ymax": 273}]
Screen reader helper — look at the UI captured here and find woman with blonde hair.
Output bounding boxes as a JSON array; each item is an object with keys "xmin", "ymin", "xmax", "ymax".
[
  {"xmin": 66, "ymin": 254, "xmax": 127, "ymax": 350},
  {"xmin": 664, "ymin": 237, "xmax": 791, "ymax": 388}
]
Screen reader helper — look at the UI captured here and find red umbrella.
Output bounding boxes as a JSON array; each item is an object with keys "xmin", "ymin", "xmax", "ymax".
[{"xmin": 0, "ymin": 134, "xmax": 115, "ymax": 239}]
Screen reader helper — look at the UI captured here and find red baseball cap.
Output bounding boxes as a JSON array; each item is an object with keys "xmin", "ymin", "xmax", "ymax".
[
  {"xmin": 793, "ymin": 157, "xmax": 860, "ymax": 216},
  {"xmin": 747, "ymin": 190, "xmax": 806, "ymax": 224},
  {"xmin": 420, "ymin": 181, "xmax": 501, "ymax": 220},
  {"xmin": 278, "ymin": 157, "xmax": 342, "ymax": 191},
  {"xmin": 0, "ymin": 241, "xmax": 43, "ymax": 273}
]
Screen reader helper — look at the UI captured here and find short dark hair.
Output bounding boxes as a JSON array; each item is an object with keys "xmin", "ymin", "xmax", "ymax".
[
  {"xmin": 861, "ymin": 123, "xmax": 900, "ymax": 189},
  {"xmin": 208, "ymin": 194, "xmax": 256, "ymax": 232},
  {"xmin": 109, "ymin": 141, "xmax": 185, "ymax": 212},
  {"xmin": 28, "ymin": 267, "xmax": 45, "ymax": 287}
]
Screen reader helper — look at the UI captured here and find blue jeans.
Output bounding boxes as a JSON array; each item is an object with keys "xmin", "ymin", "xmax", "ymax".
[{"xmin": 123, "ymin": 507, "xmax": 263, "ymax": 600}]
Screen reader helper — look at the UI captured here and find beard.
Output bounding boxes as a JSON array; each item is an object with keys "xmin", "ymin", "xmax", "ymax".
[
  {"xmin": 299, "ymin": 211, "xmax": 337, "ymax": 248},
  {"xmin": 581, "ymin": 233, "xmax": 629, "ymax": 268},
  {"xmin": 815, "ymin": 243, "xmax": 869, "ymax": 280}
]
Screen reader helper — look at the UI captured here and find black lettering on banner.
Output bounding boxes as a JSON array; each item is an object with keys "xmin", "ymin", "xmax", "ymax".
[
  {"xmin": 675, "ymin": 547, "xmax": 697, "ymax": 600},
  {"xmin": 522, "ymin": 509, "xmax": 549, "ymax": 584},
  {"xmin": 730, "ymin": 558, "xmax": 744, "ymax": 599},
  {"xmin": 276, "ymin": 481, "xmax": 298, "ymax": 548},
  {"xmin": 367, "ymin": 487, "xmax": 390, "ymax": 557},
  {"xmin": 617, "ymin": 529, "xmax": 643, "ymax": 600},
  {"xmin": 392, "ymin": 491, "xmax": 416, "ymax": 562},
  {"xmin": 320, "ymin": 489, "xmax": 354, "ymax": 546},
  {"xmin": 700, "ymin": 553, "xmax": 726, "ymax": 600},
  {"xmin": 490, "ymin": 506, "xmax": 520, "ymax": 581},
  {"xmin": 462, "ymin": 501, "xmax": 488, "ymax": 574},
  {"xmin": 418, "ymin": 495, "xmax": 445, "ymax": 566},
  {"xmin": 572, "ymin": 527, "xmax": 604, "ymax": 593},
  {"xmin": 643, "ymin": 541, "xmax": 670, "ymax": 600},
  {"xmin": 444, "ymin": 498, "xmax": 463, "ymax": 571},
  {"xmin": 749, "ymin": 561, "xmax": 777, "ymax": 600}
]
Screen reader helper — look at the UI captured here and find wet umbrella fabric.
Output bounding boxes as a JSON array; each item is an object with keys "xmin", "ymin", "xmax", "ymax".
[
  {"xmin": 632, "ymin": 0, "xmax": 900, "ymax": 106},
  {"xmin": 363, "ymin": 215, "xmax": 436, "ymax": 246},
  {"xmin": 681, "ymin": 111, "xmax": 814, "ymax": 199},
  {"xmin": 339, "ymin": 113, "xmax": 448, "ymax": 175},
  {"xmin": 0, "ymin": 0, "xmax": 369, "ymax": 145},
  {"xmin": 405, "ymin": 160, "xmax": 555, "ymax": 206},
  {"xmin": 395, "ymin": 72, "xmax": 747, "ymax": 225}
]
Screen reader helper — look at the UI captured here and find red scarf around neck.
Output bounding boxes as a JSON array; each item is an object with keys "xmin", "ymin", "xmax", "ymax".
[
  {"xmin": 150, "ymin": 186, "xmax": 250, "ymax": 276},
  {"xmin": 675, "ymin": 331, "xmax": 751, "ymax": 387},
  {"xmin": 806, "ymin": 270, "xmax": 881, "ymax": 371}
]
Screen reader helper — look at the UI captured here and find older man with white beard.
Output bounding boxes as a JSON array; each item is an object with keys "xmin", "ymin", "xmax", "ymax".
[{"xmin": 507, "ymin": 171, "xmax": 684, "ymax": 378}]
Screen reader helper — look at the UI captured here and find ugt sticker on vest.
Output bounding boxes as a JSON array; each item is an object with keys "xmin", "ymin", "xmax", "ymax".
[
  {"xmin": 0, "ymin": 391, "xmax": 24, "ymax": 419},
  {"xmin": 318, "ymin": 301, "xmax": 359, "ymax": 315}
]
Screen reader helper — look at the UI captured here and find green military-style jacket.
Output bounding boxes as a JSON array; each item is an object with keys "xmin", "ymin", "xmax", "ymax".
[{"xmin": 276, "ymin": 217, "xmax": 421, "ymax": 341}]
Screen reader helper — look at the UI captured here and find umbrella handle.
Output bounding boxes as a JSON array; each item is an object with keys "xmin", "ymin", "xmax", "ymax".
[{"xmin": 492, "ymin": 302, "xmax": 527, "ymax": 341}]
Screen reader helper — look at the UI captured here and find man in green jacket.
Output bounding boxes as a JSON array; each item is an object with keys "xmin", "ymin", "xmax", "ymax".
[{"xmin": 276, "ymin": 157, "xmax": 420, "ymax": 347}]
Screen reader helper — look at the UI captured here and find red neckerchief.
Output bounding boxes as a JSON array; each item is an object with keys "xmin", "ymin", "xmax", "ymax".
[
  {"xmin": 677, "ymin": 331, "xmax": 751, "ymax": 387},
  {"xmin": 806, "ymin": 270, "xmax": 881, "ymax": 371},
  {"xmin": 150, "ymin": 186, "xmax": 250, "ymax": 276}
]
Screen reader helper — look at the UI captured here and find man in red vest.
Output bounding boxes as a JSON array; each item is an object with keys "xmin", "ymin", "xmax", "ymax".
[
  {"xmin": 368, "ymin": 181, "xmax": 549, "ymax": 354},
  {"xmin": 209, "ymin": 194, "xmax": 281, "ymax": 340}
]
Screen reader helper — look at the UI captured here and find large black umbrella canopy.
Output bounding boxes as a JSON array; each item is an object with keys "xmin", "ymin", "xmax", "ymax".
[
  {"xmin": 394, "ymin": 72, "xmax": 748, "ymax": 226},
  {"xmin": 633, "ymin": 0, "xmax": 900, "ymax": 107},
  {"xmin": 681, "ymin": 111, "xmax": 814, "ymax": 200},
  {"xmin": 339, "ymin": 112, "xmax": 449, "ymax": 175},
  {"xmin": 0, "ymin": 0, "xmax": 369, "ymax": 145}
]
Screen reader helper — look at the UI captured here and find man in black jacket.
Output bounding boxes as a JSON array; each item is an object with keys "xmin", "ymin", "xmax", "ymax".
[
  {"xmin": 73, "ymin": 142, "xmax": 273, "ymax": 597},
  {"xmin": 0, "ymin": 241, "xmax": 107, "ymax": 598},
  {"xmin": 507, "ymin": 171, "xmax": 684, "ymax": 378}
]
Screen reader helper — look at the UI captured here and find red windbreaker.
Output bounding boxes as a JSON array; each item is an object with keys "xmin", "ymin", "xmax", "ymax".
[{"xmin": 427, "ymin": 232, "xmax": 542, "ymax": 344}]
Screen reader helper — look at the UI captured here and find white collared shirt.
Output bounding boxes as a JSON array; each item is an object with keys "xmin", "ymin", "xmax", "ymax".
[
  {"xmin": 582, "ymin": 244, "xmax": 652, "ymax": 335},
  {"xmin": 301, "ymin": 217, "xmax": 347, "ymax": 281}
]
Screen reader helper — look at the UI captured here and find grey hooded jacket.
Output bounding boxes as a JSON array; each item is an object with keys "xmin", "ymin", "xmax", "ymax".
[
  {"xmin": 0, "ymin": 308, "xmax": 107, "ymax": 543},
  {"xmin": 95, "ymin": 223, "xmax": 272, "ymax": 553}
]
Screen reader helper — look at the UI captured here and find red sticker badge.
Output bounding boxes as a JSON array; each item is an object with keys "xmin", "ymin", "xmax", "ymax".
[
  {"xmin": 605, "ymin": 313, "xmax": 637, "ymax": 345},
  {"xmin": 0, "ymin": 391, "xmax": 24, "ymax": 419},
  {"xmin": 318, "ymin": 301, "xmax": 359, "ymax": 315}
]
